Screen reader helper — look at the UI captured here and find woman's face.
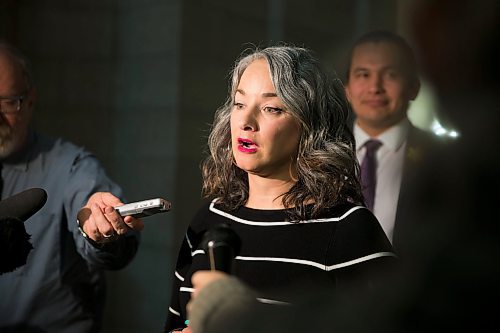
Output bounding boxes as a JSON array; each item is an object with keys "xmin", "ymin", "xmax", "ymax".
[{"xmin": 230, "ymin": 58, "xmax": 301, "ymax": 180}]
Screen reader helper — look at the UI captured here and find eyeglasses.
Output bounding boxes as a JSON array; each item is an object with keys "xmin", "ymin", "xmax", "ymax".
[{"xmin": 0, "ymin": 94, "xmax": 25, "ymax": 114}]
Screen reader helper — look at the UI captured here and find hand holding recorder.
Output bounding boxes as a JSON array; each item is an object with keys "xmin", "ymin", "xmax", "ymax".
[{"xmin": 77, "ymin": 192, "xmax": 171, "ymax": 244}]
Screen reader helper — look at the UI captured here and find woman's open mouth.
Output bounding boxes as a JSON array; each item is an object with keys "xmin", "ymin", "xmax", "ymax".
[{"xmin": 237, "ymin": 138, "xmax": 258, "ymax": 153}]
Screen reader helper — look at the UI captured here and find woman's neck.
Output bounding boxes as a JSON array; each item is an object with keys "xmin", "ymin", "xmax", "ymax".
[{"xmin": 245, "ymin": 174, "xmax": 296, "ymax": 210}]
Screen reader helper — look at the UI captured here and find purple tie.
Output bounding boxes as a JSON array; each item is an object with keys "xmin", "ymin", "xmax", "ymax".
[{"xmin": 361, "ymin": 139, "xmax": 382, "ymax": 211}]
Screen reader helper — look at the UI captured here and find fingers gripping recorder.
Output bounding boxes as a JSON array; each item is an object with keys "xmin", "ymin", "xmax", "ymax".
[
  {"xmin": 200, "ymin": 224, "xmax": 241, "ymax": 273},
  {"xmin": 77, "ymin": 197, "xmax": 171, "ymax": 245}
]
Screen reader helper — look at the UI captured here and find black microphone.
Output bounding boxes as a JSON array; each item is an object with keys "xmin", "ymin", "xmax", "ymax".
[
  {"xmin": 0, "ymin": 187, "xmax": 48, "ymax": 221},
  {"xmin": 0, "ymin": 188, "xmax": 48, "ymax": 274},
  {"xmin": 201, "ymin": 224, "xmax": 241, "ymax": 273},
  {"xmin": 0, "ymin": 217, "xmax": 33, "ymax": 274}
]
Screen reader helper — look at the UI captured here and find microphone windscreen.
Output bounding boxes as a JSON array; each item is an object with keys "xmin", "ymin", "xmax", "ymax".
[
  {"xmin": 0, "ymin": 216, "xmax": 33, "ymax": 274},
  {"xmin": 0, "ymin": 188, "xmax": 48, "ymax": 222}
]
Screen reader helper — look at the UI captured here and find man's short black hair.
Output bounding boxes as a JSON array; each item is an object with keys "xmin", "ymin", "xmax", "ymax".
[{"xmin": 345, "ymin": 30, "xmax": 418, "ymax": 84}]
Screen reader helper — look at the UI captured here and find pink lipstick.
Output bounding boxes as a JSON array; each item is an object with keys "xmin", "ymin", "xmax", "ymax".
[{"xmin": 237, "ymin": 138, "xmax": 258, "ymax": 153}]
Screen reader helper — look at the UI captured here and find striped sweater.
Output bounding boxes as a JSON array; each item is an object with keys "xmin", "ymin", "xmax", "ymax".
[{"xmin": 164, "ymin": 199, "xmax": 395, "ymax": 331}]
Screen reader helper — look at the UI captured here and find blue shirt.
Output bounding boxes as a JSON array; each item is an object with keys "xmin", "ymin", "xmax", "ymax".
[{"xmin": 0, "ymin": 131, "xmax": 139, "ymax": 333}]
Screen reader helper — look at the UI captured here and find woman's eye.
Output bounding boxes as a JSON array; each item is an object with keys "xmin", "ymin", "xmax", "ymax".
[
  {"xmin": 233, "ymin": 102, "xmax": 244, "ymax": 110},
  {"xmin": 263, "ymin": 106, "xmax": 283, "ymax": 114}
]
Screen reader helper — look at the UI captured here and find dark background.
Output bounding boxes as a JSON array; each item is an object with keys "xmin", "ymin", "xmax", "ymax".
[{"xmin": 0, "ymin": 0, "xmax": 416, "ymax": 331}]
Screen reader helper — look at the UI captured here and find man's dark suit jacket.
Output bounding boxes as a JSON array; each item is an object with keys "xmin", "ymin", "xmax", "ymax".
[
  {"xmin": 391, "ymin": 124, "xmax": 447, "ymax": 251},
  {"xmin": 352, "ymin": 120, "xmax": 448, "ymax": 251}
]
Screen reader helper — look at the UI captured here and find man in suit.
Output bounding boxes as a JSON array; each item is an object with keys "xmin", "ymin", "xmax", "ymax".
[{"xmin": 344, "ymin": 30, "xmax": 443, "ymax": 247}]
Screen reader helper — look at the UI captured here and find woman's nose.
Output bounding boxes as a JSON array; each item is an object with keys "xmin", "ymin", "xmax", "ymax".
[{"xmin": 238, "ymin": 108, "xmax": 258, "ymax": 131}]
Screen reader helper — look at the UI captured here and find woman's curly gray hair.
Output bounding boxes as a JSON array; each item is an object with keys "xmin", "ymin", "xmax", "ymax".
[{"xmin": 201, "ymin": 45, "xmax": 363, "ymax": 221}]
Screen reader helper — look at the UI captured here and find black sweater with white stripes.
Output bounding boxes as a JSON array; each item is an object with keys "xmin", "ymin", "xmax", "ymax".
[{"xmin": 164, "ymin": 199, "xmax": 395, "ymax": 332}]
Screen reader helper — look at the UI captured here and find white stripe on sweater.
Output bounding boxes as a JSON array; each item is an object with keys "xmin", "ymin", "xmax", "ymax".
[
  {"xmin": 235, "ymin": 251, "xmax": 396, "ymax": 271},
  {"xmin": 180, "ymin": 287, "xmax": 195, "ymax": 293},
  {"xmin": 175, "ymin": 271, "xmax": 184, "ymax": 282},
  {"xmin": 168, "ymin": 307, "xmax": 180, "ymax": 316},
  {"xmin": 209, "ymin": 200, "xmax": 366, "ymax": 226},
  {"xmin": 256, "ymin": 297, "xmax": 291, "ymax": 305}
]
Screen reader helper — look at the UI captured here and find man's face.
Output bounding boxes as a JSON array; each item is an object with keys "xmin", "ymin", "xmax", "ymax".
[
  {"xmin": 345, "ymin": 41, "xmax": 419, "ymax": 136},
  {"xmin": 0, "ymin": 52, "xmax": 34, "ymax": 159}
]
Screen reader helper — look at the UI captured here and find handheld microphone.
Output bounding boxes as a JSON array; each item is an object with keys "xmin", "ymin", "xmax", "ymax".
[
  {"xmin": 0, "ymin": 187, "xmax": 48, "ymax": 221},
  {"xmin": 0, "ymin": 217, "xmax": 33, "ymax": 274},
  {"xmin": 201, "ymin": 224, "xmax": 241, "ymax": 273},
  {"xmin": 0, "ymin": 188, "xmax": 48, "ymax": 274}
]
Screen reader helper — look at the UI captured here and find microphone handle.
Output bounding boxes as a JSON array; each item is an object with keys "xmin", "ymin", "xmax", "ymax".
[{"xmin": 207, "ymin": 240, "xmax": 235, "ymax": 273}]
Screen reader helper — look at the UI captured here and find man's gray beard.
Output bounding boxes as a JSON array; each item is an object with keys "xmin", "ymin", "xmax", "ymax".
[{"xmin": 0, "ymin": 123, "xmax": 17, "ymax": 159}]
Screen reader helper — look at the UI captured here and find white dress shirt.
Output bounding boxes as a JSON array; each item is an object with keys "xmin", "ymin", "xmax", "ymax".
[{"xmin": 354, "ymin": 119, "xmax": 410, "ymax": 243}]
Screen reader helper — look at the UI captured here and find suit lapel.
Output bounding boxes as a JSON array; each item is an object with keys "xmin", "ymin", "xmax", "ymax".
[{"xmin": 394, "ymin": 126, "xmax": 437, "ymax": 248}]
